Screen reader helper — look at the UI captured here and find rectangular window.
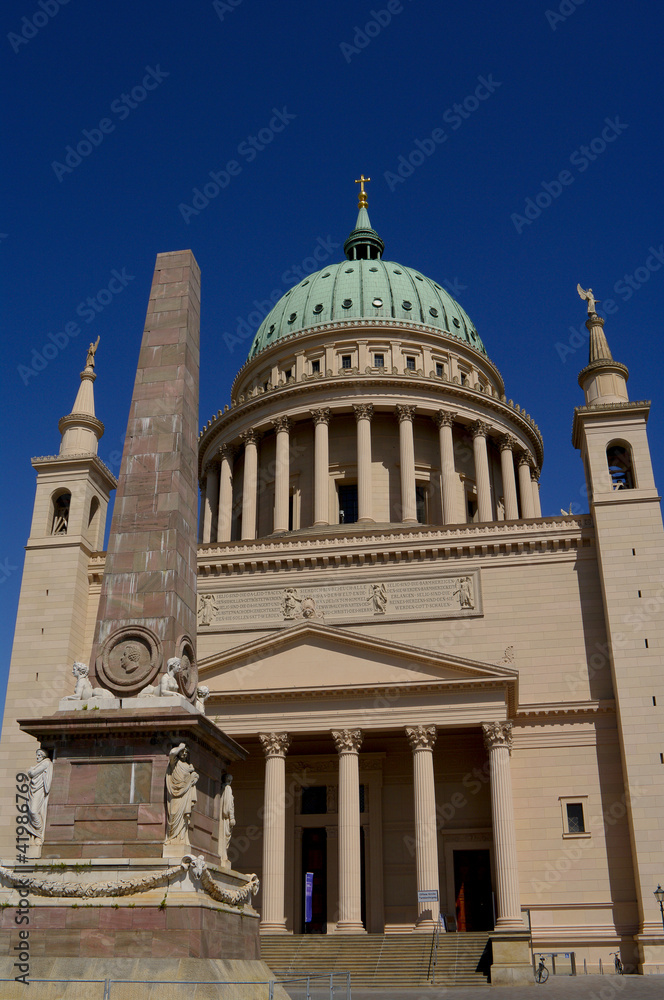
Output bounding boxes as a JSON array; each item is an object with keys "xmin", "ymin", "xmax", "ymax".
[
  {"xmin": 460, "ymin": 372, "xmax": 467, "ymax": 386},
  {"xmin": 436, "ymin": 362, "xmax": 444, "ymax": 377},
  {"xmin": 288, "ymin": 494, "xmax": 294, "ymax": 531},
  {"xmin": 311, "ymin": 359, "xmax": 320, "ymax": 374},
  {"xmin": 338, "ymin": 483, "xmax": 358, "ymax": 524},
  {"xmin": 341, "ymin": 355, "xmax": 352, "ymax": 369},
  {"xmin": 406, "ymin": 356, "xmax": 416, "ymax": 370},
  {"xmin": 374, "ymin": 353, "xmax": 384, "ymax": 368},
  {"xmin": 416, "ymin": 485, "xmax": 427, "ymax": 524},
  {"xmin": 359, "ymin": 784, "xmax": 365, "ymax": 813},
  {"xmin": 285, "ymin": 368, "xmax": 292, "ymax": 380},
  {"xmin": 301, "ymin": 785, "xmax": 327, "ymax": 815},
  {"xmin": 466, "ymin": 495, "xmax": 478, "ymax": 523},
  {"xmin": 566, "ymin": 802, "xmax": 585, "ymax": 834}
]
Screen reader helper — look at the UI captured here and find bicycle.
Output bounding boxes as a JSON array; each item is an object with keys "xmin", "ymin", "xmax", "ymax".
[
  {"xmin": 610, "ymin": 952, "xmax": 624, "ymax": 974},
  {"xmin": 534, "ymin": 955, "xmax": 549, "ymax": 983}
]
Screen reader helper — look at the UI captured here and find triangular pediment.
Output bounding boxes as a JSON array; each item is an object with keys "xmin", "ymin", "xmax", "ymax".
[{"xmin": 199, "ymin": 621, "xmax": 518, "ymax": 712}]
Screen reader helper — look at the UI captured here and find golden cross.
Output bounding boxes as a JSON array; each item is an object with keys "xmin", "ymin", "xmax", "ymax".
[{"xmin": 355, "ymin": 174, "xmax": 371, "ymax": 207}]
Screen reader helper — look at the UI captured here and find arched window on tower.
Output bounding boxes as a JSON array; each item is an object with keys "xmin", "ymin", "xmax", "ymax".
[
  {"xmin": 607, "ymin": 443, "xmax": 635, "ymax": 490},
  {"xmin": 88, "ymin": 496, "xmax": 100, "ymax": 538},
  {"xmin": 51, "ymin": 490, "xmax": 71, "ymax": 535}
]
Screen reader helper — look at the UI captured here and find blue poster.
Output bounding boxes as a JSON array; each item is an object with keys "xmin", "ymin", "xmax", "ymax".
[{"xmin": 305, "ymin": 871, "xmax": 314, "ymax": 923}]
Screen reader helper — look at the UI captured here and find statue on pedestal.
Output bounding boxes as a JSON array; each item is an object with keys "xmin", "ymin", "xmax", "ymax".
[
  {"xmin": 219, "ymin": 773, "xmax": 235, "ymax": 867},
  {"xmin": 140, "ymin": 657, "xmax": 182, "ymax": 698},
  {"xmin": 64, "ymin": 662, "xmax": 113, "ymax": 702},
  {"xmin": 164, "ymin": 743, "xmax": 199, "ymax": 848},
  {"xmin": 26, "ymin": 748, "xmax": 53, "ymax": 856}
]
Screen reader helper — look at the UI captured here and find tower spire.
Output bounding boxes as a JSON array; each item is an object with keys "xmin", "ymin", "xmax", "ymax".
[
  {"xmin": 58, "ymin": 338, "xmax": 105, "ymax": 457},
  {"xmin": 575, "ymin": 285, "xmax": 629, "ymax": 405}
]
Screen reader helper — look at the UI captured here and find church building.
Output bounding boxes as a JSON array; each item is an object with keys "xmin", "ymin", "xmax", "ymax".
[{"xmin": 1, "ymin": 182, "xmax": 662, "ymax": 978}]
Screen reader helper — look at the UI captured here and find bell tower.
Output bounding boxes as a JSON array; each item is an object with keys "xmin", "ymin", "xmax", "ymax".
[
  {"xmin": 0, "ymin": 343, "xmax": 117, "ymax": 855},
  {"xmin": 572, "ymin": 291, "xmax": 664, "ymax": 973}
]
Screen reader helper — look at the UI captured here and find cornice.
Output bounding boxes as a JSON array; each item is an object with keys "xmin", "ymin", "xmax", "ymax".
[
  {"xmin": 196, "ymin": 515, "xmax": 594, "ymax": 576},
  {"xmin": 206, "ymin": 676, "xmax": 513, "ymax": 707},
  {"xmin": 514, "ymin": 699, "xmax": 615, "ymax": 722},
  {"xmin": 89, "ymin": 517, "xmax": 594, "ymax": 583},
  {"xmin": 31, "ymin": 452, "xmax": 118, "ymax": 489}
]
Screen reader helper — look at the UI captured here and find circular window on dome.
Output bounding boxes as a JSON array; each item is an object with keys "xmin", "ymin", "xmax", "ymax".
[
  {"xmin": 393, "ymin": 269, "xmax": 402, "ymax": 274},
  {"xmin": 345, "ymin": 268, "xmax": 354, "ymax": 273},
  {"xmin": 313, "ymin": 303, "xmax": 323, "ymax": 314},
  {"xmin": 369, "ymin": 267, "xmax": 378, "ymax": 272},
  {"xmin": 268, "ymin": 325, "xmax": 275, "ymax": 336},
  {"xmin": 301, "ymin": 279, "xmax": 309, "ymax": 286},
  {"xmin": 288, "ymin": 312, "xmax": 297, "ymax": 323},
  {"xmin": 402, "ymin": 300, "xmax": 412, "ymax": 310},
  {"xmin": 321, "ymin": 273, "xmax": 330, "ymax": 278},
  {"xmin": 415, "ymin": 275, "xmax": 423, "ymax": 281},
  {"xmin": 429, "ymin": 307, "xmax": 439, "ymax": 318},
  {"xmin": 453, "ymin": 318, "xmax": 461, "ymax": 328},
  {"xmin": 342, "ymin": 298, "xmax": 353, "ymax": 309},
  {"xmin": 372, "ymin": 298, "xmax": 383, "ymax": 307},
  {"xmin": 434, "ymin": 283, "xmax": 442, "ymax": 290}
]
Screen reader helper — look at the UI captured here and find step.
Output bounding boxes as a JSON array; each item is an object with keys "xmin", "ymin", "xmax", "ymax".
[{"xmin": 261, "ymin": 932, "xmax": 490, "ymax": 987}]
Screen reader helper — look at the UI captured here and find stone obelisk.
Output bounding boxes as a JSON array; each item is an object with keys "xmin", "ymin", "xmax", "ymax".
[{"xmin": 90, "ymin": 250, "xmax": 201, "ymax": 701}]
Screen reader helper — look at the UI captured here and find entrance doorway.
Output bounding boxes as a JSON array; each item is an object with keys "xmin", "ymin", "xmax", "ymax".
[
  {"xmin": 453, "ymin": 849, "xmax": 493, "ymax": 931},
  {"xmin": 301, "ymin": 828, "xmax": 327, "ymax": 933}
]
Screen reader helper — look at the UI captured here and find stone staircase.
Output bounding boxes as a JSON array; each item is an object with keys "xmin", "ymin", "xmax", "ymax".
[{"xmin": 261, "ymin": 932, "xmax": 491, "ymax": 987}]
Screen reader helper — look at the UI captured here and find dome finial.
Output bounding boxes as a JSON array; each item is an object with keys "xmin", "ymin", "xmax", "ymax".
[{"xmin": 355, "ymin": 174, "xmax": 371, "ymax": 209}]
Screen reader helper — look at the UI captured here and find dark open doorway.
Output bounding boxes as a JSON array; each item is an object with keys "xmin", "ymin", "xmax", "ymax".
[
  {"xmin": 302, "ymin": 827, "xmax": 327, "ymax": 933},
  {"xmin": 453, "ymin": 849, "xmax": 494, "ymax": 931}
]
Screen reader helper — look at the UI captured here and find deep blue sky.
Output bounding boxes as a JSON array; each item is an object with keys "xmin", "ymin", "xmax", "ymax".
[{"xmin": 2, "ymin": 0, "xmax": 663, "ymax": 704}]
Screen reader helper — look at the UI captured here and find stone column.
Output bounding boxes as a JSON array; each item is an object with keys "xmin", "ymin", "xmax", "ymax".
[
  {"xmin": 406, "ymin": 725, "xmax": 440, "ymax": 929},
  {"xmin": 531, "ymin": 466, "xmax": 542, "ymax": 518},
  {"xmin": 353, "ymin": 404, "xmax": 374, "ymax": 523},
  {"xmin": 202, "ymin": 462, "xmax": 219, "ymax": 544},
  {"xmin": 217, "ymin": 445, "xmax": 233, "ymax": 543},
  {"xmin": 434, "ymin": 411, "xmax": 457, "ymax": 525},
  {"xmin": 499, "ymin": 435, "xmax": 519, "ymax": 520},
  {"xmin": 311, "ymin": 408, "xmax": 331, "ymax": 526},
  {"xmin": 332, "ymin": 729, "xmax": 365, "ymax": 933},
  {"xmin": 397, "ymin": 405, "xmax": 417, "ymax": 523},
  {"xmin": 259, "ymin": 732, "xmax": 291, "ymax": 932},
  {"xmin": 273, "ymin": 416, "xmax": 291, "ymax": 533},
  {"xmin": 240, "ymin": 429, "xmax": 259, "ymax": 540},
  {"xmin": 471, "ymin": 421, "xmax": 493, "ymax": 522},
  {"xmin": 517, "ymin": 455, "xmax": 535, "ymax": 519},
  {"xmin": 482, "ymin": 721, "xmax": 524, "ymax": 930}
]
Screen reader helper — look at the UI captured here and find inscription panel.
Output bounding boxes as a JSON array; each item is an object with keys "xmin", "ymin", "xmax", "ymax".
[{"xmin": 198, "ymin": 572, "xmax": 481, "ymax": 631}]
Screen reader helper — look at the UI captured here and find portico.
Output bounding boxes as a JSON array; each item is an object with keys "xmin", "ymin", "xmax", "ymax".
[{"xmin": 198, "ymin": 621, "xmax": 522, "ymax": 936}]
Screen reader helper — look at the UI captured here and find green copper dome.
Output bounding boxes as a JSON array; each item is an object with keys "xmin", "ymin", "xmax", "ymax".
[{"xmin": 247, "ymin": 206, "xmax": 485, "ymax": 360}]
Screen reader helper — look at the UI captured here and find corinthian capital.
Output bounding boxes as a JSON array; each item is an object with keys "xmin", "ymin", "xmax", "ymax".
[
  {"xmin": 517, "ymin": 452, "xmax": 533, "ymax": 470},
  {"xmin": 434, "ymin": 410, "xmax": 455, "ymax": 429},
  {"xmin": 311, "ymin": 407, "xmax": 331, "ymax": 426},
  {"xmin": 259, "ymin": 732, "xmax": 291, "ymax": 758},
  {"xmin": 499, "ymin": 434, "xmax": 518, "ymax": 453},
  {"xmin": 240, "ymin": 428, "xmax": 259, "ymax": 448},
  {"xmin": 331, "ymin": 729, "xmax": 363, "ymax": 754},
  {"xmin": 471, "ymin": 420, "xmax": 491, "ymax": 440},
  {"xmin": 273, "ymin": 416, "xmax": 292, "ymax": 434},
  {"xmin": 396, "ymin": 404, "xmax": 416, "ymax": 423},
  {"xmin": 218, "ymin": 444, "xmax": 235, "ymax": 462},
  {"xmin": 353, "ymin": 404, "xmax": 374, "ymax": 423},
  {"xmin": 482, "ymin": 720, "xmax": 513, "ymax": 754},
  {"xmin": 405, "ymin": 724, "xmax": 437, "ymax": 751}
]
